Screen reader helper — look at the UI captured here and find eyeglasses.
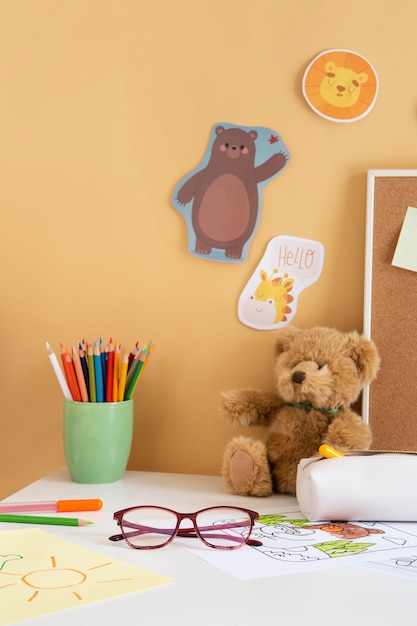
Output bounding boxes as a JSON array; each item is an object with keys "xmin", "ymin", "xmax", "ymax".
[{"xmin": 109, "ymin": 505, "xmax": 261, "ymax": 550}]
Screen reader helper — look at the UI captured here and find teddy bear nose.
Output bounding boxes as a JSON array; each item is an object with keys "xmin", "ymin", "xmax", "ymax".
[{"xmin": 292, "ymin": 371, "xmax": 305, "ymax": 384}]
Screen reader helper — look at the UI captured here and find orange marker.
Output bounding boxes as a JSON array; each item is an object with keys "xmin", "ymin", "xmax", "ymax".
[
  {"xmin": 319, "ymin": 444, "xmax": 345, "ymax": 459},
  {"xmin": 0, "ymin": 499, "xmax": 103, "ymax": 513}
]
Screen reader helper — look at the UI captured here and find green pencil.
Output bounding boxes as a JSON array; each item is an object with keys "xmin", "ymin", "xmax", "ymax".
[
  {"xmin": 0, "ymin": 514, "xmax": 93, "ymax": 526},
  {"xmin": 124, "ymin": 350, "xmax": 147, "ymax": 400}
]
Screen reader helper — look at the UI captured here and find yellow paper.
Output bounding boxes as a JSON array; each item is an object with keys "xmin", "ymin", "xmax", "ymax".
[
  {"xmin": 0, "ymin": 528, "xmax": 173, "ymax": 624},
  {"xmin": 392, "ymin": 206, "xmax": 417, "ymax": 273}
]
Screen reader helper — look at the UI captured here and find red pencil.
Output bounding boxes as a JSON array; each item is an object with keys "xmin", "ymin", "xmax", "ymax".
[
  {"xmin": 105, "ymin": 339, "xmax": 114, "ymax": 402},
  {"xmin": 66, "ymin": 351, "xmax": 82, "ymax": 402},
  {"xmin": 113, "ymin": 340, "xmax": 121, "ymax": 402}
]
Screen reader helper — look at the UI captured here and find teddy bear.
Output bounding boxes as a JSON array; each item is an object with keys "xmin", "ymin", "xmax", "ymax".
[{"xmin": 220, "ymin": 325, "xmax": 380, "ymax": 496}]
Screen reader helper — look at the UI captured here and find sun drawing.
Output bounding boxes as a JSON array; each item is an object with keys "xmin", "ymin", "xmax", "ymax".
[
  {"xmin": 0, "ymin": 555, "xmax": 134, "ymax": 602},
  {"xmin": 302, "ymin": 49, "xmax": 378, "ymax": 122}
]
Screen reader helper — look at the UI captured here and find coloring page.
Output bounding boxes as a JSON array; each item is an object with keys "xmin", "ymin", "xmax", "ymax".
[{"xmin": 182, "ymin": 508, "xmax": 417, "ymax": 580}]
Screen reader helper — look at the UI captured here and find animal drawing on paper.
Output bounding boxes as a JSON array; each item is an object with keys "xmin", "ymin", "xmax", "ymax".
[
  {"xmin": 173, "ymin": 124, "xmax": 289, "ymax": 262},
  {"xmin": 240, "ymin": 269, "xmax": 294, "ymax": 326},
  {"xmin": 224, "ymin": 513, "xmax": 416, "ymax": 564}
]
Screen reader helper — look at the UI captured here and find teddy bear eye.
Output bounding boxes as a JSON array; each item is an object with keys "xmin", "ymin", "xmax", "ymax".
[{"xmin": 240, "ymin": 145, "xmax": 245, "ymax": 150}]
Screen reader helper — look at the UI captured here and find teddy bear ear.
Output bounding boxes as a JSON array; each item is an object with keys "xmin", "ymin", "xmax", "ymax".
[
  {"xmin": 349, "ymin": 333, "xmax": 381, "ymax": 385},
  {"xmin": 274, "ymin": 325, "xmax": 299, "ymax": 356}
]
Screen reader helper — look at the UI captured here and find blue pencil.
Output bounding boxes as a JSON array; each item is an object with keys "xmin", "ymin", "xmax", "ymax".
[{"xmin": 94, "ymin": 342, "xmax": 104, "ymax": 402}]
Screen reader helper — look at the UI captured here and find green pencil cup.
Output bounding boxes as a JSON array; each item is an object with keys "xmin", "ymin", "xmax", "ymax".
[{"xmin": 63, "ymin": 399, "xmax": 134, "ymax": 484}]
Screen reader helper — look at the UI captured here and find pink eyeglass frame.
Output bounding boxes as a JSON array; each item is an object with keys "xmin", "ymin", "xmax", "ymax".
[{"xmin": 109, "ymin": 505, "xmax": 261, "ymax": 550}]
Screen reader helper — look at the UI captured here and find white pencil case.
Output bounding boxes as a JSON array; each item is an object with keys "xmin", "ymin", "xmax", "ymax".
[{"xmin": 296, "ymin": 452, "xmax": 417, "ymax": 521}]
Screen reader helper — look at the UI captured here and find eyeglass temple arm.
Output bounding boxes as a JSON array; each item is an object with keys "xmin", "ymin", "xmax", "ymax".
[
  {"xmin": 108, "ymin": 530, "xmax": 262, "ymax": 546},
  {"xmin": 109, "ymin": 520, "xmax": 258, "ymax": 544}
]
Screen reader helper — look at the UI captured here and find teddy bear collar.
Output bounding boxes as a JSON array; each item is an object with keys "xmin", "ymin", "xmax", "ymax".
[{"xmin": 285, "ymin": 401, "xmax": 342, "ymax": 416}]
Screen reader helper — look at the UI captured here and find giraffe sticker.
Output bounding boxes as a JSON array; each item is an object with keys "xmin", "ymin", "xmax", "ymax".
[{"xmin": 238, "ymin": 236, "xmax": 324, "ymax": 330}]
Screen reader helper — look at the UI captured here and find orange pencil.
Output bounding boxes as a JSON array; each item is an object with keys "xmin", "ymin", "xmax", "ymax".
[
  {"xmin": 65, "ymin": 351, "xmax": 82, "ymax": 402},
  {"xmin": 60, "ymin": 343, "xmax": 79, "ymax": 401},
  {"xmin": 71, "ymin": 346, "xmax": 89, "ymax": 402},
  {"xmin": 113, "ymin": 340, "xmax": 121, "ymax": 402},
  {"xmin": 118, "ymin": 351, "xmax": 129, "ymax": 402},
  {"xmin": 105, "ymin": 339, "xmax": 114, "ymax": 402}
]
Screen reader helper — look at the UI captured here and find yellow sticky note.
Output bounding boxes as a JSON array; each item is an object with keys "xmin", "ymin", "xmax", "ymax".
[
  {"xmin": 392, "ymin": 206, "xmax": 417, "ymax": 273},
  {"xmin": 0, "ymin": 528, "xmax": 173, "ymax": 624}
]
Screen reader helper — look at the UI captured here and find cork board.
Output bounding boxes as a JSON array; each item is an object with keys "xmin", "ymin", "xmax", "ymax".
[{"xmin": 363, "ymin": 170, "xmax": 417, "ymax": 450}]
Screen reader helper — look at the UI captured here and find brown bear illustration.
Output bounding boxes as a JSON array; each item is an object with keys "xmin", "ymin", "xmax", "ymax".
[{"xmin": 176, "ymin": 125, "xmax": 288, "ymax": 259}]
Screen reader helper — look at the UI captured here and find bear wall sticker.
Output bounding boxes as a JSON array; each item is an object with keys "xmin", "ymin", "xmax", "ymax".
[
  {"xmin": 302, "ymin": 49, "xmax": 378, "ymax": 123},
  {"xmin": 172, "ymin": 123, "xmax": 290, "ymax": 263},
  {"xmin": 239, "ymin": 235, "xmax": 324, "ymax": 330}
]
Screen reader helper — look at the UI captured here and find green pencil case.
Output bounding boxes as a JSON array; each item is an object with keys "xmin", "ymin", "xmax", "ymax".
[{"xmin": 296, "ymin": 451, "xmax": 417, "ymax": 522}]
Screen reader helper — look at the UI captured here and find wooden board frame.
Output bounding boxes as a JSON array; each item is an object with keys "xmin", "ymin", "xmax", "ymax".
[{"xmin": 363, "ymin": 169, "xmax": 417, "ymax": 449}]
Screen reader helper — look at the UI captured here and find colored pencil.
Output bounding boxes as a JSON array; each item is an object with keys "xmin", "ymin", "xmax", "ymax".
[
  {"xmin": 124, "ymin": 349, "xmax": 147, "ymax": 400},
  {"xmin": 93, "ymin": 342, "xmax": 104, "ymax": 402},
  {"xmin": 141, "ymin": 340, "xmax": 154, "ymax": 377},
  {"xmin": 0, "ymin": 514, "xmax": 93, "ymax": 526},
  {"xmin": 100, "ymin": 337, "xmax": 107, "ymax": 391},
  {"xmin": 79, "ymin": 344, "xmax": 90, "ymax": 398},
  {"xmin": 118, "ymin": 351, "xmax": 129, "ymax": 402},
  {"xmin": 66, "ymin": 351, "xmax": 82, "ymax": 402},
  {"xmin": 45, "ymin": 342, "xmax": 72, "ymax": 400},
  {"xmin": 87, "ymin": 345, "xmax": 96, "ymax": 402},
  {"xmin": 72, "ymin": 346, "xmax": 89, "ymax": 402},
  {"xmin": 128, "ymin": 341, "xmax": 139, "ymax": 370},
  {"xmin": 125, "ymin": 345, "xmax": 141, "ymax": 387},
  {"xmin": 60, "ymin": 344, "xmax": 81, "ymax": 402},
  {"xmin": 47, "ymin": 338, "xmax": 152, "ymax": 403},
  {"xmin": 113, "ymin": 340, "xmax": 121, "ymax": 402},
  {"xmin": 105, "ymin": 339, "xmax": 114, "ymax": 402}
]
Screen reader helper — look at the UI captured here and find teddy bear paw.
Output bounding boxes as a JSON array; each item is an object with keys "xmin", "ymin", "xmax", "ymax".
[{"xmin": 222, "ymin": 437, "xmax": 273, "ymax": 497}]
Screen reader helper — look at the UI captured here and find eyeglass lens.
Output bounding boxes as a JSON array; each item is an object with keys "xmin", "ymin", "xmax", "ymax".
[{"xmin": 120, "ymin": 506, "xmax": 255, "ymax": 549}]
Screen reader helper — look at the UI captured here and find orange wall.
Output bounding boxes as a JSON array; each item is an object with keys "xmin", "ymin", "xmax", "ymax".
[{"xmin": 1, "ymin": 0, "xmax": 415, "ymax": 498}]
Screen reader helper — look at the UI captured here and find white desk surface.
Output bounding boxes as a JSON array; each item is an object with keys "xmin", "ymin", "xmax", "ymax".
[{"xmin": 1, "ymin": 468, "xmax": 415, "ymax": 625}]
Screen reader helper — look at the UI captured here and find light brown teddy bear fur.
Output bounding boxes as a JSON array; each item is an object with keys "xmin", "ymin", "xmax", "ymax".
[{"xmin": 220, "ymin": 325, "xmax": 380, "ymax": 496}]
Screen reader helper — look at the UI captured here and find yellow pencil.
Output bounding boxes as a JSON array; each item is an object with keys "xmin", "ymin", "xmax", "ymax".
[{"xmin": 118, "ymin": 351, "xmax": 129, "ymax": 402}]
